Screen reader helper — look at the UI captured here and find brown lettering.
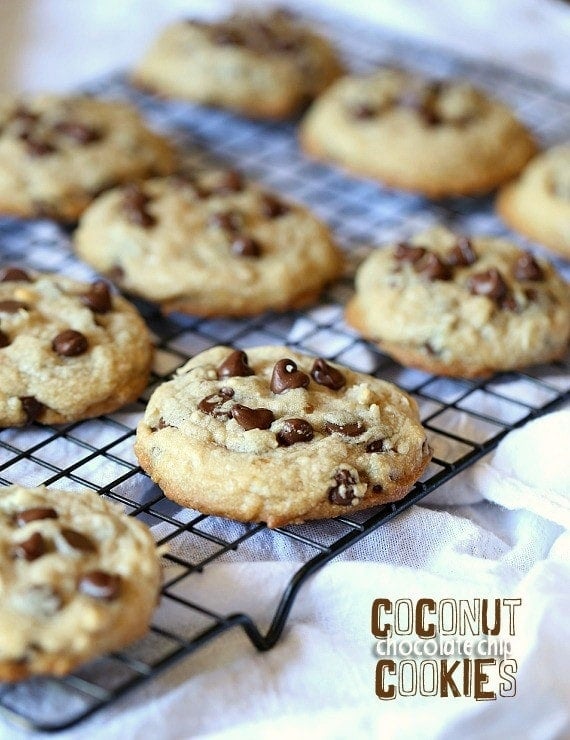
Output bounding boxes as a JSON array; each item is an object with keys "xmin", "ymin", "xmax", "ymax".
[
  {"xmin": 474, "ymin": 658, "xmax": 496, "ymax": 700},
  {"xmin": 371, "ymin": 598, "xmax": 392, "ymax": 638},
  {"xmin": 416, "ymin": 598, "xmax": 436, "ymax": 638},
  {"xmin": 375, "ymin": 660, "xmax": 396, "ymax": 700}
]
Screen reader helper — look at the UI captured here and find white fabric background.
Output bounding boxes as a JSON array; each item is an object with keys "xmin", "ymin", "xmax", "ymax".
[{"xmin": 0, "ymin": 1, "xmax": 569, "ymax": 739}]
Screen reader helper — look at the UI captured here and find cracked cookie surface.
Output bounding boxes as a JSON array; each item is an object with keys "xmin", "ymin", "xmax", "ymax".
[
  {"xmin": 74, "ymin": 170, "xmax": 343, "ymax": 317},
  {"xmin": 346, "ymin": 227, "xmax": 570, "ymax": 378},
  {"xmin": 300, "ymin": 67, "xmax": 536, "ymax": 197},
  {"xmin": 0, "ymin": 485, "xmax": 161, "ymax": 680},
  {"xmin": 0, "ymin": 270, "xmax": 153, "ymax": 426},
  {"xmin": 132, "ymin": 9, "xmax": 343, "ymax": 119},
  {"xmin": 135, "ymin": 345, "xmax": 431, "ymax": 527},
  {"xmin": 0, "ymin": 95, "xmax": 175, "ymax": 221}
]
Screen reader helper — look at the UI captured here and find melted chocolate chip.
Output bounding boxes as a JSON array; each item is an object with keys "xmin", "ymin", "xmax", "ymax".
[
  {"xmin": 216, "ymin": 350, "xmax": 254, "ymax": 379},
  {"xmin": 514, "ymin": 253, "xmax": 544, "ymax": 281},
  {"xmin": 231, "ymin": 236, "xmax": 262, "ymax": 257},
  {"xmin": 230, "ymin": 404, "xmax": 275, "ymax": 431},
  {"xmin": 52, "ymin": 329, "xmax": 88, "ymax": 357},
  {"xmin": 260, "ymin": 193, "xmax": 289, "ymax": 218},
  {"xmin": 211, "ymin": 170, "xmax": 244, "ymax": 194},
  {"xmin": 54, "ymin": 121, "xmax": 102, "ymax": 144},
  {"xmin": 467, "ymin": 268, "xmax": 508, "ymax": 301},
  {"xmin": 198, "ymin": 388, "xmax": 235, "ymax": 418},
  {"xmin": 61, "ymin": 528, "xmax": 96, "ymax": 552},
  {"xmin": 325, "ymin": 421, "xmax": 365, "ymax": 437},
  {"xmin": 123, "ymin": 184, "xmax": 156, "ymax": 228},
  {"xmin": 366, "ymin": 439, "xmax": 386, "ymax": 453},
  {"xmin": 394, "ymin": 243, "xmax": 426, "ymax": 264},
  {"xmin": 16, "ymin": 507, "xmax": 58, "ymax": 526},
  {"xmin": 415, "ymin": 252, "xmax": 452, "ymax": 281},
  {"xmin": 22, "ymin": 137, "xmax": 56, "ymax": 157},
  {"xmin": 79, "ymin": 571, "xmax": 121, "ymax": 600},
  {"xmin": 13, "ymin": 532, "xmax": 46, "ymax": 561},
  {"xmin": 0, "ymin": 300, "xmax": 29, "ymax": 313},
  {"xmin": 501, "ymin": 294, "xmax": 519, "ymax": 312},
  {"xmin": 270, "ymin": 358, "xmax": 310, "ymax": 394},
  {"xmin": 371, "ymin": 484, "xmax": 384, "ymax": 494},
  {"xmin": 310, "ymin": 358, "xmax": 345, "ymax": 391},
  {"xmin": 277, "ymin": 418, "xmax": 314, "ymax": 446},
  {"xmin": 0, "ymin": 267, "xmax": 31, "ymax": 282},
  {"xmin": 328, "ymin": 469, "xmax": 359, "ymax": 506},
  {"xmin": 208, "ymin": 210, "xmax": 242, "ymax": 232},
  {"xmin": 20, "ymin": 396, "xmax": 45, "ymax": 423},
  {"xmin": 0, "ymin": 330, "xmax": 9, "ymax": 348},
  {"xmin": 349, "ymin": 103, "xmax": 379, "ymax": 120},
  {"xmin": 81, "ymin": 280, "xmax": 112, "ymax": 313},
  {"xmin": 446, "ymin": 236, "xmax": 476, "ymax": 267}
]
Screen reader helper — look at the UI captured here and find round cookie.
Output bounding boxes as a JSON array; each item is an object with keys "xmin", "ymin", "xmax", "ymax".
[
  {"xmin": 0, "ymin": 269, "xmax": 153, "ymax": 426},
  {"xmin": 497, "ymin": 143, "xmax": 570, "ymax": 259},
  {"xmin": 0, "ymin": 95, "xmax": 175, "ymax": 221},
  {"xmin": 0, "ymin": 485, "xmax": 161, "ymax": 680},
  {"xmin": 135, "ymin": 345, "xmax": 431, "ymax": 527},
  {"xmin": 132, "ymin": 9, "xmax": 343, "ymax": 120},
  {"xmin": 299, "ymin": 67, "xmax": 537, "ymax": 197},
  {"xmin": 345, "ymin": 227, "xmax": 570, "ymax": 378},
  {"xmin": 74, "ymin": 170, "xmax": 343, "ymax": 317}
]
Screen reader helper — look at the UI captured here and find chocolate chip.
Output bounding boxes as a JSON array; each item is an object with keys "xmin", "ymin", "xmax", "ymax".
[
  {"xmin": 212, "ymin": 28, "xmax": 243, "ymax": 46},
  {"xmin": 446, "ymin": 236, "xmax": 476, "ymax": 267},
  {"xmin": 231, "ymin": 236, "xmax": 262, "ymax": 258},
  {"xmin": 310, "ymin": 358, "xmax": 345, "ymax": 391},
  {"xmin": 198, "ymin": 388, "xmax": 235, "ymax": 418},
  {"xmin": 0, "ymin": 330, "xmax": 9, "ymax": 348},
  {"xmin": 366, "ymin": 439, "xmax": 386, "ymax": 453},
  {"xmin": 231, "ymin": 404, "xmax": 275, "ymax": 431},
  {"xmin": 371, "ymin": 484, "xmax": 384, "ymax": 494},
  {"xmin": 105, "ymin": 265, "xmax": 125, "ymax": 283},
  {"xmin": 277, "ymin": 418, "xmax": 314, "ymax": 446},
  {"xmin": 325, "ymin": 421, "xmax": 365, "ymax": 437},
  {"xmin": 468, "ymin": 268, "xmax": 508, "ymax": 301},
  {"xmin": 0, "ymin": 267, "xmax": 31, "ymax": 282},
  {"xmin": 525, "ymin": 288, "xmax": 539, "ymax": 302},
  {"xmin": 13, "ymin": 532, "xmax": 46, "ymax": 561},
  {"xmin": 19, "ymin": 396, "xmax": 45, "ymax": 423},
  {"xmin": 349, "ymin": 103, "xmax": 378, "ymax": 120},
  {"xmin": 54, "ymin": 121, "xmax": 102, "ymax": 144},
  {"xmin": 216, "ymin": 350, "xmax": 254, "ymax": 379},
  {"xmin": 52, "ymin": 329, "xmax": 88, "ymax": 357},
  {"xmin": 122, "ymin": 184, "xmax": 156, "ymax": 228},
  {"xmin": 270, "ymin": 358, "xmax": 310, "ymax": 394},
  {"xmin": 16, "ymin": 507, "xmax": 58, "ymax": 526},
  {"xmin": 394, "ymin": 243, "xmax": 426, "ymax": 264},
  {"xmin": 260, "ymin": 193, "xmax": 289, "ymax": 218},
  {"xmin": 513, "ymin": 253, "xmax": 544, "ymax": 281},
  {"xmin": 328, "ymin": 469, "xmax": 359, "ymax": 506},
  {"xmin": 61, "ymin": 528, "xmax": 96, "ymax": 552},
  {"xmin": 208, "ymin": 210, "xmax": 242, "ymax": 232},
  {"xmin": 501, "ymin": 294, "xmax": 519, "ymax": 312},
  {"xmin": 81, "ymin": 280, "xmax": 112, "ymax": 313},
  {"xmin": 0, "ymin": 300, "xmax": 29, "ymax": 313},
  {"xmin": 211, "ymin": 170, "xmax": 244, "ymax": 194},
  {"xmin": 22, "ymin": 137, "xmax": 56, "ymax": 157},
  {"xmin": 79, "ymin": 571, "xmax": 121, "ymax": 600},
  {"xmin": 151, "ymin": 417, "xmax": 170, "ymax": 432},
  {"xmin": 414, "ymin": 252, "xmax": 452, "ymax": 281}
]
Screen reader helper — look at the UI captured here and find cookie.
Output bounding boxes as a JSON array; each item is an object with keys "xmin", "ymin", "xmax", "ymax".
[
  {"xmin": 345, "ymin": 227, "xmax": 570, "ymax": 378},
  {"xmin": 134, "ymin": 345, "xmax": 431, "ymax": 527},
  {"xmin": 0, "ymin": 485, "xmax": 161, "ymax": 680},
  {"xmin": 299, "ymin": 67, "xmax": 537, "ymax": 197},
  {"xmin": 74, "ymin": 170, "xmax": 343, "ymax": 317},
  {"xmin": 497, "ymin": 143, "xmax": 570, "ymax": 259},
  {"xmin": 0, "ymin": 95, "xmax": 175, "ymax": 221},
  {"xmin": 0, "ymin": 269, "xmax": 153, "ymax": 426},
  {"xmin": 131, "ymin": 9, "xmax": 343, "ymax": 119}
]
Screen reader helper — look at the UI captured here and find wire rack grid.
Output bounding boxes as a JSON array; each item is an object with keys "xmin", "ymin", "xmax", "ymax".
[{"xmin": 0, "ymin": 7, "xmax": 569, "ymax": 733}]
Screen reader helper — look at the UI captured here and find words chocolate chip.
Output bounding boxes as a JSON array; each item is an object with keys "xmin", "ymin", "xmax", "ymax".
[
  {"xmin": 81, "ymin": 280, "xmax": 112, "ymax": 313},
  {"xmin": 446, "ymin": 236, "xmax": 476, "ymax": 267},
  {"xmin": 52, "ymin": 329, "xmax": 88, "ymax": 357},
  {"xmin": 20, "ymin": 396, "xmax": 45, "ymax": 423},
  {"xmin": 217, "ymin": 350, "xmax": 254, "ymax": 378},
  {"xmin": 394, "ymin": 243, "xmax": 426, "ymax": 264},
  {"xmin": 328, "ymin": 469, "xmax": 359, "ymax": 506},
  {"xmin": 325, "ymin": 421, "xmax": 365, "ymax": 437},
  {"xmin": 13, "ymin": 532, "xmax": 46, "ymax": 561},
  {"xmin": 231, "ymin": 236, "xmax": 262, "ymax": 258},
  {"xmin": 16, "ymin": 507, "xmax": 58, "ymax": 526},
  {"xmin": 260, "ymin": 193, "xmax": 289, "ymax": 218},
  {"xmin": 123, "ymin": 184, "xmax": 156, "ymax": 228},
  {"xmin": 0, "ymin": 300, "xmax": 29, "ymax": 313},
  {"xmin": 277, "ymin": 418, "xmax": 314, "ymax": 446},
  {"xmin": 270, "ymin": 358, "xmax": 310, "ymax": 394},
  {"xmin": 513, "ymin": 253, "xmax": 544, "ymax": 281},
  {"xmin": 0, "ymin": 267, "xmax": 31, "ymax": 282},
  {"xmin": 310, "ymin": 358, "xmax": 345, "ymax": 390},
  {"xmin": 468, "ymin": 268, "xmax": 508, "ymax": 301},
  {"xmin": 79, "ymin": 571, "xmax": 121, "ymax": 600},
  {"xmin": 231, "ymin": 404, "xmax": 275, "ymax": 430},
  {"xmin": 61, "ymin": 528, "xmax": 96, "ymax": 552},
  {"xmin": 198, "ymin": 387, "xmax": 235, "ymax": 417}
]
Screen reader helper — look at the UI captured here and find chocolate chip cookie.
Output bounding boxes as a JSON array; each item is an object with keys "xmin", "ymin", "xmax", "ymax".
[
  {"xmin": 0, "ymin": 269, "xmax": 153, "ymax": 426},
  {"xmin": 131, "ymin": 9, "xmax": 343, "ymax": 119},
  {"xmin": 0, "ymin": 485, "xmax": 161, "ymax": 680},
  {"xmin": 497, "ymin": 143, "xmax": 570, "ymax": 259},
  {"xmin": 345, "ymin": 227, "xmax": 570, "ymax": 378},
  {"xmin": 135, "ymin": 345, "xmax": 431, "ymax": 527},
  {"xmin": 74, "ymin": 170, "xmax": 343, "ymax": 316},
  {"xmin": 299, "ymin": 67, "xmax": 537, "ymax": 197},
  {"xmin": 0, "ymin": 95, "xmax": 175, "ymax": 221}
]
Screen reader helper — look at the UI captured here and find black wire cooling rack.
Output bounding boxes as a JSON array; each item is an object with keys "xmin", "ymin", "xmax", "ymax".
[{"xmin": 1, "ymin": 7, "xmax": 569, "ymax": 733}]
